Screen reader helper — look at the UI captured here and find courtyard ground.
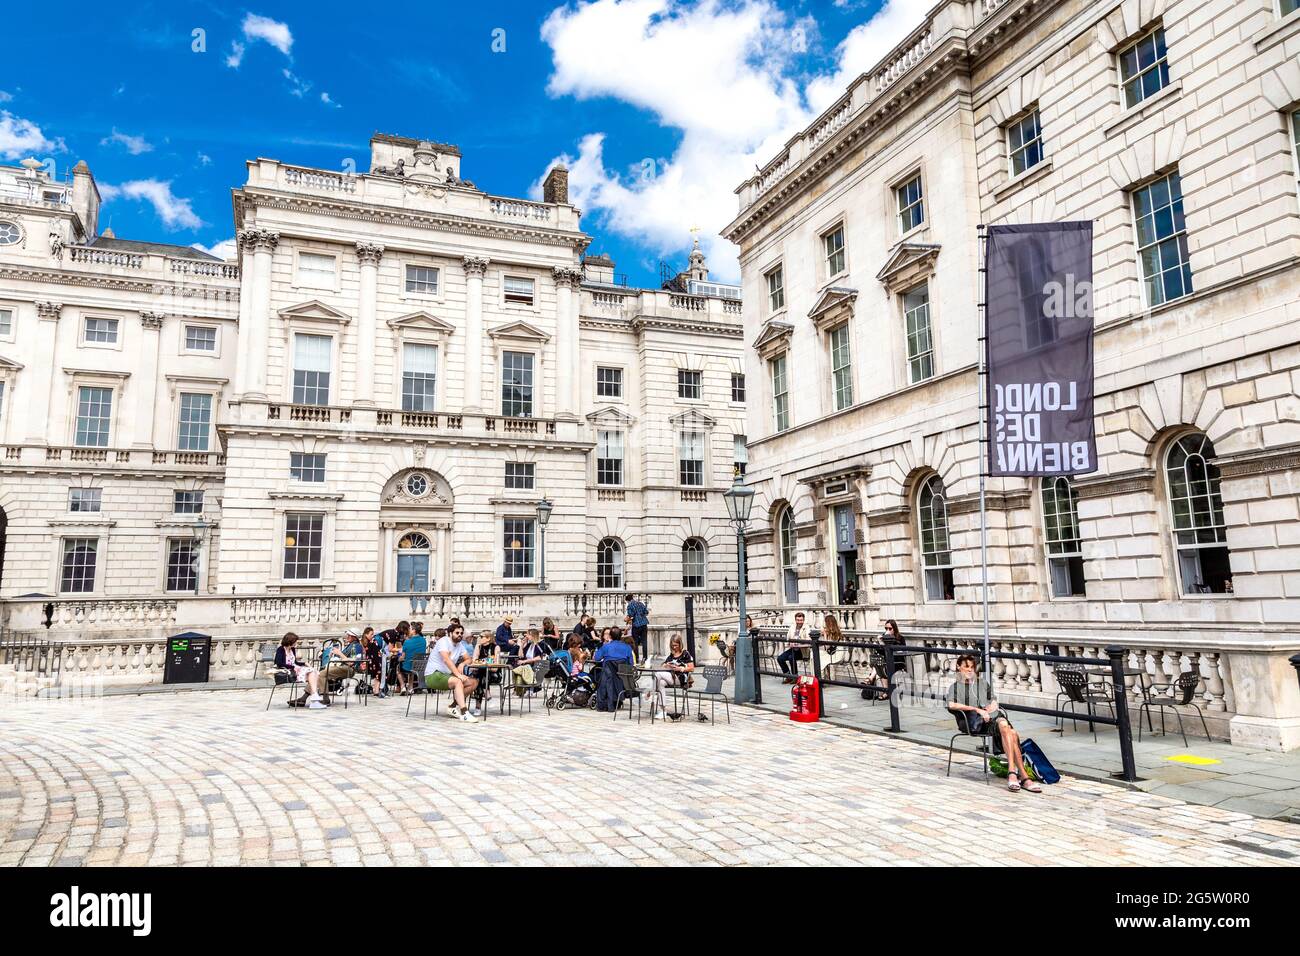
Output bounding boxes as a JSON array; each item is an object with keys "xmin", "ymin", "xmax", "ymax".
[{"xmin": 1, "ymin": 688, "xmax": 1298, "ymax": 866}]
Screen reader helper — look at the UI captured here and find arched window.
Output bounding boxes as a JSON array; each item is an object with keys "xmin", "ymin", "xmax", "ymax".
[
  {"xmin": 1165, "ymin": 433, "xmax": 1231, "ymax": 594},
  {"xmin": 918, "ymin": 475, "xmax": 954, "ymax": 601},
  {"xmin": 778, "ymin": 506, "xmax": 798, "ymax": 604},
  {"xmin": 396, "ymin": 530, "xmax": 432, "ymax": 593},
  {"xmin": 596, "ymin": 537, "xmax": 624, "ymax": 590},
  {"xmin": 1042, "ymin": 476, "xmax": 1085, "ymax": 597},
  {"xmin": 681, "ymin": 538, "xmax": 706, "ymax": 589}
]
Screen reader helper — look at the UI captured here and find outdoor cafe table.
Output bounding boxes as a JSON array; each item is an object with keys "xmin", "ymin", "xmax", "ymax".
[{"xmin": 464, "ymin": 661, "xmax": 514, "ymax": 720}]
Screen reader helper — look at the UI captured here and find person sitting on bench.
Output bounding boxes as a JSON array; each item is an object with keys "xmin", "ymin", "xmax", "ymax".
[{"xmin": 947, "ymin": 654, "xmax": 1041, "ymax": 794}]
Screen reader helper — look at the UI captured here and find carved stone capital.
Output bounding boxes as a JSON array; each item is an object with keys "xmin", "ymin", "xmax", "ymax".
[
  {"xmin": 139, "ymin": 311, "xmax": 166, "ymax": 330},
  {"xmin": 355, "ymin": 241, "xmax": 385, "ymax": 265},
  {"xmin": 35, "ymin": 300, "xmax": 62, "ymax": 320},
  {"xmin": 552, "ymin": 266, "xmax": 583, "ymax": 290},
  {"xmin": 462, "ymin": 255, "xmax": 489, "ymax": 277},
  {"xmin": 238, "ymin": 228, "xmax": 280, "ymax": 252}
]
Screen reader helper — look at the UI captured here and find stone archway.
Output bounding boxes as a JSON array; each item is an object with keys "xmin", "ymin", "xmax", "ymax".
[{"xmin": 378, "ymin": 469, "xmax": 454, "ymax": 592}]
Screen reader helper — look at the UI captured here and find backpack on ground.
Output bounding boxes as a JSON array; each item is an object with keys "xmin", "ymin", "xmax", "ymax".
[{"xmin": 1020, "ymin": 738, "xmax": 1060, "ymax": 784}]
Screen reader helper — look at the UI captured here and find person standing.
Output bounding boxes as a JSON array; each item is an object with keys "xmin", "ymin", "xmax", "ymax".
[{"xmin": 624, "ymin": 594, "xmax": 650, "ymax": 663}]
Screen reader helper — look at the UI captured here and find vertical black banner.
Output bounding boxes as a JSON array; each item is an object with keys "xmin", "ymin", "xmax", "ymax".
[{"xmin": 985, "ymin": 222, "xmax": 1097, "ymax": 476}]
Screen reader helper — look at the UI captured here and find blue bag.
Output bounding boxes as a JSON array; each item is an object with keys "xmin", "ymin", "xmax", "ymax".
[{"xmin": 1020, "ymin": 738, "xmax": 1060, "ymax": 784}]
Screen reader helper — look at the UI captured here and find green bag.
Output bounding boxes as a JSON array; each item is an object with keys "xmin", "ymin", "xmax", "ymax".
[{"xmin": 988, "ymin": 755, "xmax": 1009, "ymax": 777}]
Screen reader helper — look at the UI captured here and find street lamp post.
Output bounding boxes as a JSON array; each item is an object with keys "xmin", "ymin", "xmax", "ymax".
[
  {"xmin": 723, "ymin": 475, "xmax": 755, "ymax": 703},
  {"xmin": 536, "ymin": 498, "xmax": 553, "ymax": 591}
]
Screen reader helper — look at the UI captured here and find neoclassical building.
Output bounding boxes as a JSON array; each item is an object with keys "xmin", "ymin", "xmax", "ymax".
[
  {"xmin": 0, "ymin": 134, "xmax": 747, "ymax": 647},
  {"xmin": 726, "ymin": 0, "xmax": 1300, "ymax": 748}
]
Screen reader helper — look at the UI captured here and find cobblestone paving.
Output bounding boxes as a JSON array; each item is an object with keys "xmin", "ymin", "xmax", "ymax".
[{"xmin": 1, "ymin": 690, "xmax": 1298, "ymax": 866}]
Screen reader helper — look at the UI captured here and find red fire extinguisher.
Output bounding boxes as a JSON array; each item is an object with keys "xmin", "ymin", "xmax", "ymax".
[{"xmin": 790, "ymin": 675, "xmax": 820, "ymax": 723}]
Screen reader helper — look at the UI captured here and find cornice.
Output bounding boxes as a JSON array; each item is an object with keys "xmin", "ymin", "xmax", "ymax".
[
  {"xmin": 0, "ymin": 264, "xmax": 239, "ymax": 300},
  {"xmin": 1214, "ymin": 444, "xmax": 1300, "ymax": 480},
  {"xmin": 238, "ymin": 187, "xmax": 591, "ymax": 252},
  {"xmin": 217, "ymin": 421, "xmax": 595, "ymax": 453},
  {"xmin": 945, "ymin": 489, "xmax": 1033, "ymax": 516},
  {"xmin": 630, "ymin": 315, "xmax": 743, "ymax": 338},
  {"xmin": 1072, "ymin": 468, "xmax": 1156, "ymax": 500}
]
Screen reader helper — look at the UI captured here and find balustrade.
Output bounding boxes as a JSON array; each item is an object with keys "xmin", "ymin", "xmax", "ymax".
[
  {"xmin": 283, "ymin": 166, "xmax": 357, "ymax": 193},
  {"xmin": 488, "ymin": 197, "xmax": 553, "ymax": 222}
]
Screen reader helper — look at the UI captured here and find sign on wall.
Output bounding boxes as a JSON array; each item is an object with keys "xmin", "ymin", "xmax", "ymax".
[{"xmin": 985, "ymin": 222, "xmax": 1098, "ymax": 477}]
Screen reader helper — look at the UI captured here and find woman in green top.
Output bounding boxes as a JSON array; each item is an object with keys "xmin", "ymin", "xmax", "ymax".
[{"xmin": 947, "ymin": 654, "xmax": 1041, "ymax": 793}]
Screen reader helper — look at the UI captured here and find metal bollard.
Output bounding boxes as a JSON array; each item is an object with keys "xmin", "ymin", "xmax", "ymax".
[{"xmin": 1107, "ymin": 645, "xmax": 1137, "ymax": 783}]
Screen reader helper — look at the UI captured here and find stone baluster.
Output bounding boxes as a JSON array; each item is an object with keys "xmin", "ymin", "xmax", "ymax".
[
  {"xmin": 463, "ymin": 256, "xmax": 489, "ymax": 411},
  {"xmin": 354, "ymin": 242, "xmax": 384, "ymax": 406}
]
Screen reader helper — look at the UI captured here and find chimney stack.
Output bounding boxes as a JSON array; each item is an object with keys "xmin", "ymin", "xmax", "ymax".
[
  {"xmin": 542, "ymin": 164, "xmax": 569, "ymax": 205},
  {"xmin": 70, "ymin": 161, "xmax": 100, "ymax": 241}
]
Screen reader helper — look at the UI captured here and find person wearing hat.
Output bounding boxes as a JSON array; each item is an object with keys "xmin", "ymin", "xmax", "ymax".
[
  {"xmin": 493, "ymin": 614, "xmax": 516, "ymax": 655},
  {"xmin": 321, "ymin": 626, "xmax": 362, "ymax": 690}
]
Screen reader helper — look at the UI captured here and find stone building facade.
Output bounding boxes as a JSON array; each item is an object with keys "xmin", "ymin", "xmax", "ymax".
[
  {"xmin": 0, "ymin": 134, "xmax": 746, "ymax": 640},
  {"xmin": 726, "ymin": 0, "xmax": 1300, "ymax": 748}
]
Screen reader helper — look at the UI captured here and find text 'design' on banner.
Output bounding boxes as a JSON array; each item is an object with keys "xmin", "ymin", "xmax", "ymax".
[{"xmin": 985, "ymin": 221, "xmax": 1098, "ymax": 477}]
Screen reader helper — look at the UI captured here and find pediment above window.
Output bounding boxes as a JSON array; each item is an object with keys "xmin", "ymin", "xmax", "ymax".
[
  {"xmin": 0, "ymin": 355, "xmax": 24, "ymax": 371},
  {"xmin": 487, "ymin": 319, "xmax": 550, "ymax": 343},
  {"xmin": 753, "ymin": 319, "xmax": 793, "ymax": 360},
  {"xmin": 585, "ymin": 406, "xmax": 636, "ymax": 425},
  {"xmin": 876, "ymin": 242, "xmax": 941, "ymax": 294},
  {"xmin": 278, "ymin": 299, "xmax": 352, "ymax": 325},
  {"xmin": 669, "ymin": 408, "xmax": 717, "ymax": 429},
  {"xmin": 808, "ymin": 285, "xmax": 857, "ymax": 332},
  {"xmin": 387, "ymin": 311, "xmax": 456, "ymax": 335}
]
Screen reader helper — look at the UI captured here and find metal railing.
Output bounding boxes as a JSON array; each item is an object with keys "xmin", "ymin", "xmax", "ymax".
[{"xmin": 751, "ymin": 629, "xmax": 1139, "ymax": 782}]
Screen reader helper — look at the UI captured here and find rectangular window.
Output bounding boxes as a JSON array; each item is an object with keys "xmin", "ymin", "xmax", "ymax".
[
  {"xmin": 177, "ymin": 393, "xmax": 212, "ymax": 451},
  {"xmin": 596, "ymin": 429, "xmax": 624, "ymax": 486},
  {"xmin": 731, "ymin": 372, "xmax": 746, "ymax": 403},
  {"xmin": 401, "ymin": 343, "xmax": 438, "ymax": 412},
  {"xmin": 1133, "ymin": 171, "xmax": 1193, "ymax": 307},
  {"xmin": 504, "ymin": 461, "xmax": 535, "ymax": 490},
  {"xmin": 60, "ymin": 538, "xmax": 98, "ymax": 593},
  {"xmin": 184, "ymin": 325, "xmax": 217, "ymax": 352},
  {"xmin": 69, "ymin": 488, "xmax": 102, "ymax": 513},
  {"xmin": 290, "ymin": 452, "xmax": 326, "ymax": 483},
  {"xmin": 74, "ymin": 386, "xmax": 112, "ymax": 447},
  {"xmin": 297, "ymin": 252, "xmax": 336, "ymax": 289},
  {"xmin": 677, "ymin": 369, "xmax": 702, "ymax": 400},
  {"xmin": 292, "ymin": 333, "xmax": 332, "ymax": 406},
  {"xmin": 830, "ymin": 323, "xmax": 853, "ymax": 410},
  {"xmin": 166, "ymin": 538, "xmax": 199, "ymax": 592},
  {"xmin": 502, "ymin": 518, "xmax": 535, "ymax": 579},
  {"xmin": 283, "ymin": 513, "xmax": 325, "ymax": 580},
  {"xmin": 1119, "ymin": 26, "xmax": 1170, "ymax": 109},
  {"xmin": 766, "ymin": 266, "xmax": 785, "ymax": 312},
  {"xmin": 501, "ymin": 350, "xmax": 534, "ymax": 417},
  {"xmin": 503, "ymin": 276, "xmax": 535, "ymax": 306},
  {"xmin": 83, "ymin": 317, "xmax": 119, "ymax": 344},
  {"xmin": 903, "ymin": 284, "xmax": 934, "ymax": 383},
  {"xmin": 173, "ymin": 490, "xmax": 204, "ymax": 514},
  {"xmin": 405, "ymin": 265, "xmax": 440, "ymax": 295},
  {"xmin": 596, "ymin": 366, "xmax": 623, "ymax": 399},
  {"xmin": 823, "ymin": 225, "xmax": 846, "ymax": 278},
  {"xmin": 1286, "ymin": 0, "xmax": 1300, "ymax": 15},
  {"xmin": 1007, "ymin": 109, "xmax": 1044, "ymax": 177},
  {"xmin": 897, "ymin": 174, "xmax": 924, "ymax": 233},
  {"xmin": 678, "ymin": 430, "xmax": 704, "ymax": 487},
  {"xmin": 0, "ymin": 307, "xmax": 12, "ymax": 337},
  {"xmin": 771, "ymin": 355, "xmax": 790, "ymax": 432},
  {"xmin": 733, "ymin": 434, "xmax": 748, "ymax": 478}
]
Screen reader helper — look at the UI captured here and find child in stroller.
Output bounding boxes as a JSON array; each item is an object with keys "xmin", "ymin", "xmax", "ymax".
[{"xmin": 546, "ymin": 643, "xmax": 596, "ymax": 709}]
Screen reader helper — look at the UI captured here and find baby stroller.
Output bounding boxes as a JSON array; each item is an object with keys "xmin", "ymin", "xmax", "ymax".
[{"xmin": 547, "ymin": 659, "xmax": 597, "ymax": 710}]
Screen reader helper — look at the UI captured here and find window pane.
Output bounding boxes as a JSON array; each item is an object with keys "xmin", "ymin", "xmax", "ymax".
[
  {"xmin": 290, "ymin": 452, "xmax": 326, "ymax": 483},
  {"xmin": 678, "ymin": 430, "xmax": 704, "ymax": 486},
  {"xmin": 75, "ymin": 386, "xmax": 113, "ymax": 447},
  {"xmin": 771, "ymin": 355, "xmax": 790, "ymax": 431},
  {"xmin": 184, "ymin": 326, "xmax": 216, "ymax": 351},
  {"xmin": 60, "ymin": 538, "xmax": 98, "ymax": 592},
  {"xmin": 897, "ymin": 175, "xmax": 924, "ymax": 232},
  {"xmin": 596, "ymin": 366, "xmax": 623, "ymax": 398},
  {"xmin": 166, "ymin": 538, "xmax": 199, "ymax": 592},
  {"xmin": 84, "ymin": 317, "xmax": 119, "ymax": 344},
  {"xmin": 903, "ymin": 284, "xmax": 934, "ymax": 383},
  {"xmin": 505, "ymin": 462, "xmax": 535, "ymax": 489},
  {"xmin": 69, "ymin": 488, "xmax": 102, "ymax": 512},
  {"xmin": 503, "ymin": 518, "xmax": 535, "ymax": 578},
  {"xmin": 597, "ymin": 538, "xmax": 624, "ymax": 589},
  {"xmin": 292, "ymin": 334, "xmax": 332, "ymax": 405},
  {"xmin": 767, "ymin": 267, "xmax": 784, "ymax": 311},
  {"xmin": 677, "ymin": 369, "xmax": 701, "ymax": 399},
  {"xmin": 283, "ymin": 513, "xmax": 324, "ymax": 580},
  {"xmin": 177, "ymin": 393, "xmax": 212, "ymax": 451},
  {"xmin": 597, "ymin": 429, "xmax": 624, "ymax": 486},
  {"xmin": 298, "ymin": 252, "xmax": 336, "ymax": 287},
  {"xmin": 504, "ymin": 276, "xmax": 535, "ymax": 304},
  {"xmin": 824, "ymin": 227, "xmax": 846, "ymax": 276},
  {"xmin": 830, "ymin": 323, "xmax": 853, "ymax": 410},
  {"xmin": 1132, "ymin": 172, "xmax": 1193, "ymax": 307},
  {"xmin": 405, "ymin": 265, "xmax": 439, "ymax": 294},
  {"xmin": 174, "ymin": 490, "xmax": 204, "ymax": 514},
  {"xmin": 731, "ymin": 372, "xmax": 746, "ymax": 403},
  {"xmin": 1118, "ymin": 27, "xmax": 1169, "ymax": 108},
  {"xmin": 0, "ymin": 308, "xmax": 12, "ymax": 336},
  {"xmin": 681, "ymin": 539, "xmax": 705, "ymax": 588},
  {"xmin": 402, "ymin": 343, "xmax": 438, "ymax": 412},
  {"xmin": 502, "ymin": 351, "xmax": 534, "ymax": 417}
]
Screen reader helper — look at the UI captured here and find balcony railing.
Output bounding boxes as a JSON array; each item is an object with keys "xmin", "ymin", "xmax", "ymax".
[{"xmin": 11, "ymin": 445, "xmax": 225, "ymax": 468}]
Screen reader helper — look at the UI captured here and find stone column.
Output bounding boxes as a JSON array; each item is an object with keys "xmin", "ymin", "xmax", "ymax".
[
  {"xmin": 553, "ymin": 267, "xmax": 583, "ymax": 420},
  {"xmin": 135, "ymin": 312, "xmax": 164, "ymax": 447},
  {"xmin": 233, "ymin": 231, "xmax": 257, "ymax": 397},
  {"xmin": 462, "ymin": 256, "xmax": 489, "ymax": 412},
  {"xmin": 244, "ymin": 229, "xmax": 279, "ymax": 400},
  {"xmin": 354, "ymin": 242, "xmax": 385, "ymax": 407},
  {"xmin": 29, "ymin": 301, "xmax": 61, "ymax": 443}
]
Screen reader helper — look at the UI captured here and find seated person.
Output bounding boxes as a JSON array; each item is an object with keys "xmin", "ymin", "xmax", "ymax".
[
  {"xmin": 275, "ymin": 632, "xmax": 326, "ymax": 709},
  {"xmin": 647, "ymin": 633, "xmax": 694, "ymax": 719},
  {"xmin": 947, "ymin": 654, "xmax": 1040, "ymax": 794},
  {"xmin": 400, "ymin": 626, "xmax": 428, "ymax": 695},
  {"xmin": 513, "ymin": 628, "xmax": 548, "ymax": 696},
  {"xmin": 424, "ymin": 624, "xmax": 479, "ymax": 722},
  {"xmin": 358, "ymin": 628, "xmax": 382, "ymax": 696},
  {"xmin": 321, "ymin": 627, "xmax": 362, "ymax": 690}
]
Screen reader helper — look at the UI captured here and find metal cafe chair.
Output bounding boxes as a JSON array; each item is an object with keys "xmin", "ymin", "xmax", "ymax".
[{"xmin": 1139, "ymin": 672, "xmax": 1211, "ymax": 747}]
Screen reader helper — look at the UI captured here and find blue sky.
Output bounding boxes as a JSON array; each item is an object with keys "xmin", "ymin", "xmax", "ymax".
[{"xmin": 1, "ymin": 0, "xmax": 930, "ymax": 286}]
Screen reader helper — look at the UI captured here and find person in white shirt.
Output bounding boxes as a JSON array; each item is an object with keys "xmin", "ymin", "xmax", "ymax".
[
  {"xmin": 778, "ymin": 612, "xmax": 809, "ymax": 683},
  {"xmin": 423, "ymin": 624, "xmax": 479, "ymax": 722}
]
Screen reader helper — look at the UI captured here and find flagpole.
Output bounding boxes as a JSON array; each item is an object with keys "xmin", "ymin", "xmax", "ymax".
[{"xmin": 977, "ymin": 224, "xmax": 991, "ymax": 686}]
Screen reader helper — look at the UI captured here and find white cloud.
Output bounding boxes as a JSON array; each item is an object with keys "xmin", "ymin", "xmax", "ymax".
[
  {"xmin": 192, "ymin": 237, "xmax": 237, "ymax": 260},
  {"xmin": 0, "ymin": 111, "xmax": 65, "ymax": 159},
  {"xmin": 242, "ymin": 13, "xmax": 294, "ymax": 56},
  {"xmin": 283, "ymin": 69, "xmax": 312, "ymax": 98},
  {"xmin": 225, "ymin": 41, "xmax": 245, "ymax": 68},
  {"xmin": 537, "ymin": 0, "xmax": 931, "ymax": 281},
  {"xmin": 99, "ymin": 179, "xmax": 204, "ymax": 231},
  {"xmin": 320, "ymin": 91, "xmax": 341, "ymax": 108},
  {"xmin": 0, "ymin": 91, "xmax": 13, "ymax": 103},
  {"xmin": 101, "ymin": 128, "xmax": 154, "ymax": 155},
  {"xmin": 197, "ymin": 152, "xmax": 212, "ymax": 166}
]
